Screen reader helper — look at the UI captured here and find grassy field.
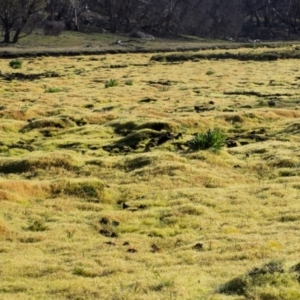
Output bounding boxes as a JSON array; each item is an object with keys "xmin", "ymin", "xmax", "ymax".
[{"xmin": 0, "ymin": 40, "xmax": 300, "ymax": 299}]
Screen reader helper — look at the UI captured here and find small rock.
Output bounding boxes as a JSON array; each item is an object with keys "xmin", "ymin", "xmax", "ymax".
[
  {"xmin": 104, "ymin": 241, "xmax": 116, "ymax": 246},
  {"xmin": 99, "ymin": 217, "xmax": 110, "ymax": 225},
  {"xmin": 99, "ymin": 229, "xmax": 118, "ymax": 238},
  {"xmin": 121, "ymin": 202, "xmax": 130, "ymax": 209},
  {"xmin": 99, "ymin": 229, "xmax": 112, "ymax": 237},
  {"xmin": 226, "ymin": 139, "xmax": 238, "ymax": 148},
  {"xmin": 112, "ymin": 220, "xmax": 120, "ymax": 227},
  {"xmin": 127, "ymin": 248, "xmax": 138, "ymax": 253},
  {"xmin": 268, "ymin": 100, "xmax": 276, "ymax": 107},
  {"xmin": 138, "ymin": 204, "xmax": 147, "ymax": 210},
  {"xmin": 192, "ymin": 243, "xmax": 203, "ymax": 251},
  {"xmin": 151, "ymin": 244, "xmax": 161, "ymax": 253}
]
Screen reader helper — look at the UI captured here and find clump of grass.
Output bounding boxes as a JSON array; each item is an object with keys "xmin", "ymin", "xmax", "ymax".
[
  {"xmin": 50, "ymin": 178, "xmax": 105, "ymax": 201},
  {"xmin": 73, "ymin": 267, "xmax": 97, "ymax": 278},
  {"xmin": 150, "ymin": 279, "xmax": 174, "ymax": 291},
  {"xmin": 125, "ymin": 79, "xmax": 133, "ymax": 86},
  {"xmin": 188, "ymin": 128, "xmax": 226, "ymax": 151},
  {"xmin": 26, "ymin": 219, "xmax": 48, "ymax": 232},
  {"xmin": 9, "ymin": 59, "xmax": 22, "ymax": 69},
  {"xmin": 45, "ymin": 87, "xmax": 64, "ymax": 93},
  {"xmin": 206, "ymin": 70, "xmax": 215, "ymax": 75},
  {"xmin": 105, "ymin": 79, "xmax": 118, "ymax": 88},
  {"xmin": 218, "ymin": 260, "xmax": 300, "ymax": 299},
  {"xmin": 0, "ymin": 153, "xmax": 80, "ymax": 174}
]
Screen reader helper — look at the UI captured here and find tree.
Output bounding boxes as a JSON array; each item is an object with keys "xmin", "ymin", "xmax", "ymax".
[
  {"xmin": 45, "ymin": 0, "xmax": 90, "ymax": 31},
  {"xmin": 0, "ymin": 0, "xmax": 44, "ymax": 43}
]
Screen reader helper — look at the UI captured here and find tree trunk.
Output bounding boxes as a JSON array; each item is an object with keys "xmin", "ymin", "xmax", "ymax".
[
  {"xmin": 255, "ymin": 13, "xmax": 261, "ymax": 27},
  {"xmin": 12, "ymin": 29, "xmax": 22, "ymax": 43},
  {"xmin": 3, "ymin": 28, "xmax": 10, "ymax": 43}
]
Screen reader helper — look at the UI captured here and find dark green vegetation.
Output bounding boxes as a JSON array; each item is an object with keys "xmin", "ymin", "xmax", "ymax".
[
  {"xmin": 9, "ymin": 58, "xmax": 22, "ymax": 69},
  {"xmin": 219, "ymin": 260, "xmax": 300, "ymax": 299},
  {"xmin": 150, "ymin": 48, "xmax": 300, "ymax": 62},
  {"xmin": 188, "ymin": 129, "xmax": 226, "ymax": 151}
]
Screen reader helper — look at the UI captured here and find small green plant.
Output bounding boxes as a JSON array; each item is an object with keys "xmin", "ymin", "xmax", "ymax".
[
  {"xmin": 105, "ymin": 79, "xmax": 118, "ymax": 88},
  {"xmin": 45, "ymin": 87, "xmax": 63, "ymax": 93},
  {"xmin": 27, "ymin": 219, "xmax": 47, "ymax": 232},
  {"xmin": 188, "ymin": 128, "xmax": 226, "ymax": 151},
  {"xmin": 206, "ymin": 70, "xmax": 215, "ymax": 75},
  {"xmin": 73, "ymin": 267, "xmax": 97, "ymax": 278},
  {"xmin": 9, "ymin": 59, "xmax": 22, "ymax": 69},
  {"xmin": 125, "ymin": 79, "xmax": 133, "ymax": 86}
]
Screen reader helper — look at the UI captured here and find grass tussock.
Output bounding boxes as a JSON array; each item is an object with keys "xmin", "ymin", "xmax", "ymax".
[
  {"xmin": 111, "ymin": 128, "xmax": 163, "ymax": 149},
  {"xmin": 21, "ymin": 117, "xmax": 76, "ymax": 132},
  {"xmin": 218, "ymin": 260, "xmax": 300, "ymax": 299},
  {"xmin": 50, "ymin": 178, "xmax": 106, "ymax": 201},
  {"xmin": 0, "ymin": 180, "xmax": 49, "ymax": 201},
  {"xmin": 0, "ymin": 153, "xmax": 81, "ymax": 174}
]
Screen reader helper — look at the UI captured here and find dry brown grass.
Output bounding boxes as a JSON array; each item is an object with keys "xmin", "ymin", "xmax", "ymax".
[{"xmin": 0, "ymin": 44, "xmax": 300, "ymax": 299}]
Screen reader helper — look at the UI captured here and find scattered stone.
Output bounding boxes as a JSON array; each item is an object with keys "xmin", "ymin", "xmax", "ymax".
[
  {"xmin": 139, "ymin": 97, "xmax": 157, "ymax": 103},
  {"xmin": 147, "ymin": 80, "xmax": 172, "ymax": 86},
  {"xmin": 111, "ymin": 232, "xmax": 118, "ymax": 238},
  {"xmin": 104, "ymin": 241, "xmax": 116, "ymax": 246},
  {"xmin": 112, "ymin": 220, "xmax": 120, "ymax": 227},
  {"xmin": 174, "ymin": 133, "xmax": 182, "ymax": 140},
  {"xmin": 192, "ymin": 243, "xmax": 203, "ymax": 251},
  {"xmin": 127, "ymin": 248, "xmax": 138, "ymax": 253},
  {"xmin": 268, "ymin": 100, "xmax": 276, "ymax": 107},
  {"xmin": 99, "ymin": 229, "xmax": 118, "ymax": 238},
  {"xmin": 131, "ymin": 31, "xmax": 155, "ymax": 39},
  {"xmin": 138, "ymin": 204, "xmax": 147, "ymax": 210},
  {"xmin": 225, "ymin": 139, "xmax": 238, "ymax": 148},
  {"xmin": 223, "ymin": 108, "xmax": 235, "ymax": 112},
  {"xmin": 99, "ymin": 217, "xmax": 110, "ymax": 225},
  {"xmin": 151, "ymin": 244, "xmax": 161, "ymax": 253},
  {"xmin": 123, "ymin": 241, "xmax": 130, "ymax": 246},
  {"xmin": 122, "ymin": 202, "xmax": 130, "ymax": 209},
  {"xmin": 194, "ymin": 105, "xmax": 215, "ymax": 113},
  {"xmin": 99, "ymin": 229, "xmax": 111, "ymax": 237}
]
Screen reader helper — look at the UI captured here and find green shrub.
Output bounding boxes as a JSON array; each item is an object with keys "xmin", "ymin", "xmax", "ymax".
[
  {"xmin": 188, "ymin": 128, "xmax": 226, "ymax": 151},
  {"xmin": 9, "ymin": 59, "xmax": 22, "ymax": 69},
  {"xmin": 206, "ymin": 70, "xmax": 215, "ymax": 75},
  {"xmin": 105, "ymin": 79, "xmax": 118, "ymax": 88}
]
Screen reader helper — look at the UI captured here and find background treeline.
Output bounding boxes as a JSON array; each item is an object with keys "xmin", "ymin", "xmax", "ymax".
[{"xmin": 1, "ymin": 0, "xmax": 300, "ymax": 43}]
